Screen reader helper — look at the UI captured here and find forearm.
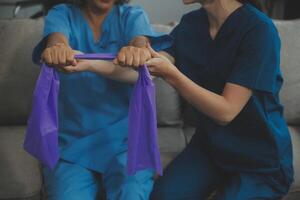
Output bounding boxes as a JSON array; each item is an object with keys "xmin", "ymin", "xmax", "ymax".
[
  {"xmin": 89, "ymin": 60, "xmax": 138, "ymax": 84},
  {"xmin": 165, "ymin": 70, "xmax": 238, "ymax": 125}
]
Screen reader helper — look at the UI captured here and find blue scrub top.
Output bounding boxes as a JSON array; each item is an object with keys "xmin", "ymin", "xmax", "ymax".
[
  {"xmin": 166, "ymin": 3, "xmax": 293, "ymax": 181},
  {"xmin": 33, "ymin": 3, "xmax": 171, "ymax": 173}
]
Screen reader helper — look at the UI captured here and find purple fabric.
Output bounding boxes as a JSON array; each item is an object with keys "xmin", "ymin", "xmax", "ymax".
[
  {"xmin": 74, "ymin": 53, "xmax": 116, "ymax": 60},
  {"xmin": 24, "ymin": 54, "xmax": 162, "ymax": 174},
  {"xmin": 24, "ymin": 64, "xmax": 60, "ymax": 169},
  {"xmin": 127, "ymin": 65, "xmax": 162, "ymax": 176},
  {"xmin": 24, "ymin": 54, "xmax": 116, "ymax": 169}
]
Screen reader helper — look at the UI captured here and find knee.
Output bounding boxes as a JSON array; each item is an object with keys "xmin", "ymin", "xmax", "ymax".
[
  {"xmin": 106, "ymin": 179, "xmax": 154, "ymax": 200},
  {"xmin": 45, "ymin": 187, "xmax": 96, "ymax": 200}
]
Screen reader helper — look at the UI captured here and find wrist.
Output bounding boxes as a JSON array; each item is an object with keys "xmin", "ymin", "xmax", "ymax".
[
  {"xmin": 86, "ymin": 60, "xmax": 97, "ymax": 72},
  {"xmin": 46, "ymin": 42, "xmax": 68, "ymax": 48},
  {"xmin": 130, "ymin": 36, "xmax": 149, "ymax": 48},
  {"xmin": 163, "ymin": 65, "xmax": 181, "ymax": 86}
]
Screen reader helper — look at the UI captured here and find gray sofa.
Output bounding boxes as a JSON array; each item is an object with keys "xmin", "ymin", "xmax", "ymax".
[{"xmin": 0, "ymin": 18, "xmax": 299, "ymax": 200}]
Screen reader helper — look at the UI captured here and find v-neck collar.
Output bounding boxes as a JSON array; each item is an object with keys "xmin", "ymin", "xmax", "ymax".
[
  {"xmin": 204, "ymin": 3, "xmax": 246, "ymax": 42},
  {"xmin": 76, "ymin": 5, "xmax": 117, "ymax": 46}
]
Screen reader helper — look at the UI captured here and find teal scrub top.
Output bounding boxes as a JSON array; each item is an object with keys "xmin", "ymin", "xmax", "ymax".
[
  {"xmin": 33, "ymin": 3, "xmax": 171, "ymax": 173},
  {"xmin": 165, "ymin": 3, "xmax": 293, "ymax": 182}
]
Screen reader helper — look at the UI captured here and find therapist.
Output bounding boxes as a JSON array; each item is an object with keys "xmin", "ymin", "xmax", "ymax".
[
  {"xmin": 141, "ymin": 0, "xmax": 294, "ymax": 199},
  {"xmin": 33, "ymin": 0, "xmax": 170, "ymax": 199}
]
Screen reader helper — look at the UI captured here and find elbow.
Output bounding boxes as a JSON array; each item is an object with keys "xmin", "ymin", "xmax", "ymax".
[
  {"xmin": 216, "ymin": 120, "xmax": 231, "ymax": 126},
  {"xmin": 215, "ymin": 112, "xmax": 237, "ymax": 126}
]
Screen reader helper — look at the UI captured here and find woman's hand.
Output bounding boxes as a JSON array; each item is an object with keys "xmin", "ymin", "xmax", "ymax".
[
  {"xmin": 63, "ymin": 58, "xmax": 139, "ymax": 83},
  {"xmin": 113, "ymin": 46, "xmax": 152, "ymax": 67},
  {"xmin": 41, "ymin": 43, "xmax": 76, "ymax": 67},
  {"xmin": 62, "ymin": 50, "xmax": 93, "ymax": 73},
  {"xmin": 63, "ymin": 59, "xmax": 93, "ymax": 73},
  {"xmin": 145, "ymin": 44, "xmax": 179, "ymax": 80}
]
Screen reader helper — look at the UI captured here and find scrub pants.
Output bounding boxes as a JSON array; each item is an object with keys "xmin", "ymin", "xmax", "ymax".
[
  {"xmin": 43, "ymin": 150, "xmax": 154, "ymax": 200},
  {"xmin": 151, "ymin": 138, "xmax": 291, "ymax": 200}
]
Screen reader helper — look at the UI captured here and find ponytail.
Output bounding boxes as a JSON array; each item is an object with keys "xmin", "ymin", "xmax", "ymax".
[{"xmin": 238, "ymin": 0, "xmax": 263, "ymax": 11}]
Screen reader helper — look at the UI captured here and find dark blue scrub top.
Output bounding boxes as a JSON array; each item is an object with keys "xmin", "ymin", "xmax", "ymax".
[
  {"xmin": 33, "ymin": 3, "xmax": 171, "ymax": 173},
  {"xmin": 166, "ymin": 3, "xmax": 293, "ymax": 181}
]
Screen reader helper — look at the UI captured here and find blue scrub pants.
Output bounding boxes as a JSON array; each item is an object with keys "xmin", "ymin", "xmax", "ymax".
[
  {"xmin": 43, "ymin": 150, "xmax": 154, "ymax": 200},
  {"xmin": 151, "ymin": 138, "xmax": 291, "ymax": 200}
]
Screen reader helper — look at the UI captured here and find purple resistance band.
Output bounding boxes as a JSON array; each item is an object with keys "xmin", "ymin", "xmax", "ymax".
[
  {"xmin": 74, "ymin": 53, "xmax": 116, "ymax": 60},
  {"xmin": 24, "ymin": 53, "xmax": 162, "ymax": 175}
]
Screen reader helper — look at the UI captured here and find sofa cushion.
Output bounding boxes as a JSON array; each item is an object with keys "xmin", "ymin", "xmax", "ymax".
[
  {"xmin": 274, "ymin": 20, "xmax": 300, "ymax": 126},
  {"xmin": 287, "ymin": 126, "xmax": 300, "ymax": 194},
  {"xmin": 284, "ymin": 126, "xmax": 300, "ymax": 200},
  {"xmin": 157, "ymin": 127, "xmax": 186, "ymax": 167},
  {"xmin": 284, "ymin": 192, "xmax": 300, "ymax": 200},
  {"xmin": 0, "ymin": 19, "xmax": 42, "ymax": 125},
  {"xmin": 183, "ymin": 126, "xmax": 196, "ymax": 144},
  {"xmin": 0, "ymin": 126, "xmax": 42, "ymax": 199},
  {"xmin": 158, "ymin": 127, "xmax": 186, "ymax": 152},
  {"xmin": 155, "ymin": 78, "xmax": 183, "ymax": 126}
]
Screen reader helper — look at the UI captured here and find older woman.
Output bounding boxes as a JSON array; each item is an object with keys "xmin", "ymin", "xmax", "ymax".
[
  {"xmin": 33, "ymin": 0, "xmax": 170, "ymax": 199},
  {"xmin": 139, "ymin": 0, "xmax": 293, "ymax": 199}
]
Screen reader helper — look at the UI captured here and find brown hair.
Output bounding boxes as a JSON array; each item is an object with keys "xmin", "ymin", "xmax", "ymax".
[{"xmin": 238, "ymin": 0, "xmax": 263, "ymax": 11}]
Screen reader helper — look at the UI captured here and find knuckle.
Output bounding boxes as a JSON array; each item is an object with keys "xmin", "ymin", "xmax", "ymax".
[
  {"xmin": 141, "ymin": 51, "xmax": 147, "ymax": 57},
  {"xmin": 44, "ymin": 48, "xmax": 50, "ymax": 54},
  {"xmin": 118, "ymin": 52, "xmax": 124, "ymax": 58},
  {"xmin": 129, "ymin": 46, "xmax": 135, "ymax": 51}
]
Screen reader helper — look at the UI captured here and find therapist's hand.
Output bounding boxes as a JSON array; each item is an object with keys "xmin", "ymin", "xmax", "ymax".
[
  {"xmin": 41, "ymin": 43, "xmax": 77, "ymax": 67},
  {"xmin": 113, "ymin": 46, "xmax": 152, "ymax": 68},
  {"xmin": 145, "ymin": 43, "xmax": 178, "ymax": 79}
]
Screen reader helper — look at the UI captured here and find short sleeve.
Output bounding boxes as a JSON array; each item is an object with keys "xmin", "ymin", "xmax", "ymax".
[
  {"xmin": 122, "ymin": 5, "xmax": 172, "ymax": 51},
  {"xmin": 32, "ymin": 4, "xmax": 71, "ymax": 64},
  {"xmin": 164, "ymin": 25, "xmax": 179, "ymax": 58},
  {"xmin": 227, "ymin": 22, "xmax": 281, "ymax": 94},
  {"xmin": 43, "ymin": 4, "xmax": 71, "ymax": 39}
]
